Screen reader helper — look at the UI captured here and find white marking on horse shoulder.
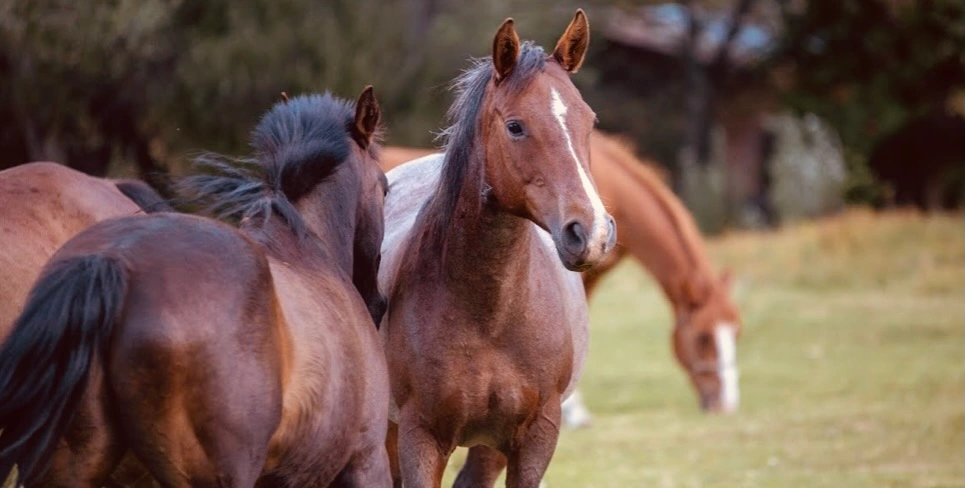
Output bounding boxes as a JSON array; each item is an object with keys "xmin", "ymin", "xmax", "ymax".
[
  {"xmin": 714, "ymin": 323, "xmax": 739, "ymax": 412},
  {"xmin": 549, "ymin": 88, "xmax": 608, "ymax": 233}
]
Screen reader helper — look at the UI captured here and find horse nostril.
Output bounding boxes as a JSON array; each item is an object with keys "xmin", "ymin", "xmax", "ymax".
[
  {"xmin": 562, "ymin": 220, "xmax": 587, "ymax": 256},
  {"xmin": 606, "ymin": 216, "xmax": 617, "ymax": 249}
]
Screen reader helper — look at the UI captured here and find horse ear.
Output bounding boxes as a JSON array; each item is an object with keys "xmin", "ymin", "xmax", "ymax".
[
  {"xmin": 553, "ymin": 9, "xmax": 590, "ymax": 73},
  {"xmin": 492, "ymin": 18, "xmax": 520, "ymax": 84},
  {"xmin": 353, "ymin": 85, "xmax": 381, "ymax": 149}
]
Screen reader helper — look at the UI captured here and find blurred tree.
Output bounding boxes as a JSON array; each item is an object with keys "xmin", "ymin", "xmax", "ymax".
[
  {"xmin": 769, "ymin": 0, "xmax": 965, "ymax": 206},
  {"xmin": 0, "ymin": 0, "xmax": 180, "ymax": 187},
  {"xmin": 0, "ymin": 0, "xmax": 578, "ymax": 182},
  {"xmin": 2, "ymin": 0, "xmax": 957, "ymax": 214}
]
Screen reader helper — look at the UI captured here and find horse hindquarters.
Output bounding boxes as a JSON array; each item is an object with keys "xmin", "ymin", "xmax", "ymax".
[
  {"xmin": 109, "ymin": 254, "xmax": 285, "ymax": 487},
  {"xmin": 0, "ymin": 254, "xmax": 129, "ymax": 486}
]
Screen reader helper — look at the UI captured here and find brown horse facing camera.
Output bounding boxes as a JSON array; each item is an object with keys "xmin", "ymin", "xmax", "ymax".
[
  {"xmin": 379, "ymin": 10, "xmax": 614, "ymax": 488},
  {"xmin": 0, "ymin": 88, "xmax": 392, "ymax": 487},
  {"xmin": 0, "ymin": 163, "xmax": 172, "ymax": 337},
  {"xmin": 382, "ymin": 130, "xmax": 743, "ymax": 420}
]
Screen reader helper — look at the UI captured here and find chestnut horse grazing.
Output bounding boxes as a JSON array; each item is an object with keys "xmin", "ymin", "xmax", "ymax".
[
  {"xmin": 0, "ymin": 88, "xmax": 392, "ymax": 487},
  {"xmin": 379, "ymin": 11, "xmax": 614, "ymax": 487},
  {"xmin": 583, "ymin": 133, "xmax": 742, "ymax": 413},
  {"xmin": 0, "ymin": 162, "xmax": 171, "ymax": 336},
  {"xmin": 381, "ymin": 131, "xmax": 743, "ymax": 418}
]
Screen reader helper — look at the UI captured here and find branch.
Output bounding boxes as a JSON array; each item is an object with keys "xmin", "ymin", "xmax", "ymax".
[{"xmin": 710, "ymin": 0, "xmax": 757, "ymax": 79}]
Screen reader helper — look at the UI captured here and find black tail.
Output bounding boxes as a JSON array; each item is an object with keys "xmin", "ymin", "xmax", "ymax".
[
  {"xmin": 114, "ymin": 178, "xmax": 175, "ymax": 213},
  {"xmin": 0, "ymin": 254, "xmax": 129, "ymax": 484}
]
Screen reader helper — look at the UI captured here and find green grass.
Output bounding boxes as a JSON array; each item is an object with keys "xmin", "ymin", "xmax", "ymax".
[
  {"xmin": 4, "ymin": 209, "xmax": 961, "ymax": 487},
  {"xmin": 440, "ymin": 208, "xmax": 964, "ymax": 487}
]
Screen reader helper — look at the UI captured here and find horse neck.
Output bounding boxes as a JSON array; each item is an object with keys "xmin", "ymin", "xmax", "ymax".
[
  {"xmin": 615, "ymin": 167, "xmax": 715, "ymax": 310},
  {"xmin": 243, "ymin": 193, "xmax": 355, "ymax": 279},
  {"xmin": 420, "ymin": 147, "xmax": 532, "ymax": 316},
  {"xmin": 298, "ymin": 191, "xmax": 355, "ymax": 273}
]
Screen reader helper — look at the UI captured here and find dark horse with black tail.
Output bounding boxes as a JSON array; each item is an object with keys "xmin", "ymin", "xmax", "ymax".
[{"xmin": 0, "ymin": 87, "xmax": 392, "ymax": 487}]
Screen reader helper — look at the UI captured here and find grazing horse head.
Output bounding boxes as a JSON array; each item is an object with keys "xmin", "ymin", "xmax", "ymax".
[
  {"xmin": 672, "ymin": 269, "xmax": 742, "ymax": 413},
  {"xmin": 456, "ymin": 10, "xmax": 615, "ymax": 270},
  {"xmin": 180, "ymin": 87, "xmax": 388, "ymax": 324}
]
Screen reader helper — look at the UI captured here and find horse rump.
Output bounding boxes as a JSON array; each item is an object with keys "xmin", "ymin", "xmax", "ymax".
[{"xmin": 0, "ymin": 254, "xmax": 129, "ymax": 484}]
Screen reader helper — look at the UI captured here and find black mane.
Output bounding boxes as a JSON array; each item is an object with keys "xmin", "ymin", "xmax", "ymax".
[
  {"xmin": 176, "ymin": 92, "xmax": 358, "ymax": 238},
  {"xmin": 428, "ymin": 42, "xmax": 548, "ymax": 233}
]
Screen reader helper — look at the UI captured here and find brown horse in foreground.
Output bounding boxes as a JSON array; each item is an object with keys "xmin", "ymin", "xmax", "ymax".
[
  {"xmin": 0, "ymin": 162, "xmax": 172, "ymax": 335},
  {"xmin": 382, "ymin": 130, "xmax": 743, "ymax": 418},
  {"xmin": 0, "ymin": 88, "xmax": 392, "ymax": 486},
  {"xmin": 380, "ymin": 11, "xmax": 614, "ymax": 487}
]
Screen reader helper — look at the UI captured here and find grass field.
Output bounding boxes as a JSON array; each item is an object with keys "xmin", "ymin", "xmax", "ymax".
[
  {"xmin": 3, "ymin": 209, "xmax": 960, "ymax": 487},
  {"xmin": 439, "ymin": 208, "xmax": 964, "ymax": 487}
]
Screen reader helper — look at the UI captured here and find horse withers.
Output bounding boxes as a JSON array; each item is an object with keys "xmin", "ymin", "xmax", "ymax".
[
  {"xmin": 379, "ymin": 10, "xmax": 613, "ymax": 487},
  {"xmin": 0, "ymin": 87, "xmax": 392, "ymax": 487}
]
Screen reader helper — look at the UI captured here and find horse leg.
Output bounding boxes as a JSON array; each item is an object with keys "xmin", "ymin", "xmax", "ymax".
[
  {"xmin": 453, "ymin": 446, "xmax": 507, "ymax": 488},
  {"xmin": 331, "ymin": 435, "xmax": 393, "ymax": 488},
  {"xmin": 504, "ymin": 398, "xmax": 562, "ymax": 488},
  {"xmin": 35, "ymin": 364, "xmax": 124, "ymax": 487},
  {"xmin": 386, "ymin": 421, "xmax": 403, "ymax": 488},
  {"xmin": 397, "ymin": 407, "xmax": 451, "ymax": 488}
]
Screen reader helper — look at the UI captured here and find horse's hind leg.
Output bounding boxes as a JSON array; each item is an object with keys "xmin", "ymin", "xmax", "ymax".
[
  {"xmin": 331, "ymin": 437, "xmax": 393, "ymax": 488},
  {"xmin": 453, "ymin": 446, "xmax": 507, "ymax": 488},
  {"xmin": 37, "ymin": 365, "xmax": 124, "ymax": 487}
]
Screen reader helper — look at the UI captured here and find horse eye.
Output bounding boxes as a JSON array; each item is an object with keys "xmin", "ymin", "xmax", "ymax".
[{"xmin": 506, "ymin": 120, "xmax": 525, "ymax": 137}]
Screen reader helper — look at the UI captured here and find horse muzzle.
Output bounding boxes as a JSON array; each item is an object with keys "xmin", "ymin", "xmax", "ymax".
[{"xmin": 555, "ymin": 214, "xmax": 616, "ymax": 271}]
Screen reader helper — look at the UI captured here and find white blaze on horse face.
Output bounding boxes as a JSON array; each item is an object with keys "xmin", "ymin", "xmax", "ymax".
[
  {"xmin": 714, "ymin": 324, "xmax": 739, "ymax": 412},
  {"xmin": 549, "ymin": 88, "xmax": 609, "ymax": 251}
]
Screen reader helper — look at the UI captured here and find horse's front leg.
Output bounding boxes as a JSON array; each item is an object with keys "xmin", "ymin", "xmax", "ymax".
[
  {"xmin": 505, "ymin": 396, "xmax": 563, "ymax": 488},
  {"xmin": 398, "ymin": 406, "xmax": 451, "ymax": 488}
]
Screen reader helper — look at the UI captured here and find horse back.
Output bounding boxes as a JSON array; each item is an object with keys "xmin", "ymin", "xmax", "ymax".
[
  {"xmin": 58, "ymin": 213, "xmax": 282, "ymax": 358},
  {"xmin": 0, "ymin": 162, "xmax": 142, "ymax": 225},
  {"xmin": 0, "ymin": 162, "xmax": 143, "ymax": 333}
]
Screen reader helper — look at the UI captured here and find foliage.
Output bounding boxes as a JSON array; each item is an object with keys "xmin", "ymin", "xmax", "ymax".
[
  {"xmin": 0, "ymin": 0, "xmax": 591, "ymax": 177},
  {"xmin": 770, "ymin": 0, "xmax": 965, "ymax": 204},
  {"xmin": 0, "ymin": 0, "xmax": 960, "ymax": 211}
]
